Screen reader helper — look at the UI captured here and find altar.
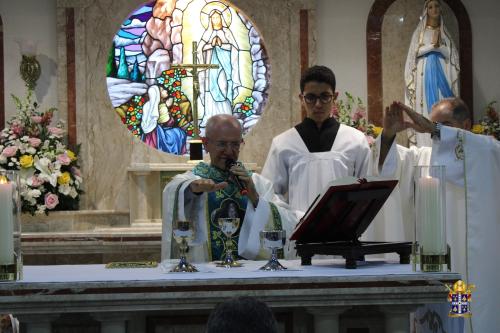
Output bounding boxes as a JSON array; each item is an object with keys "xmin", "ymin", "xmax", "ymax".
[{"xmin": 0, "ymin": 259, "xmax": 459, "ymax": 333}]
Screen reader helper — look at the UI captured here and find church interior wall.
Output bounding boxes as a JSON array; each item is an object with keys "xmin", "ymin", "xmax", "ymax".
[{"xmin": 1, "ymin": 0, "xmax": 499, "ymax": 214}]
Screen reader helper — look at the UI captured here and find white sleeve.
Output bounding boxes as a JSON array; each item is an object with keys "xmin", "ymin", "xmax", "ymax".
[
  {"xmin": 261, "ymin": 139, "xmax": 289, "ymax": 197},
  {"xmin": 354, "ymin": 137, "xmax": 372, "ymax": 178},
  {"xmin": 238, "ymin": 173, "xmax": 299, "ymax": 260}
]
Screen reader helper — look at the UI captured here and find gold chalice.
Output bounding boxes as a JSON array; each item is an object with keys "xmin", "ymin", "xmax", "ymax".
[
  {"xmin": 217, "ymin": 217, "xmax": 242, "ymax": 268},
  {"xmin": 170, "ymin": 220, "xmax": 198, "ymax": 272}
]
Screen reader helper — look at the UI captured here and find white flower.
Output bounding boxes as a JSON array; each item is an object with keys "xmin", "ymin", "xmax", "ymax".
[
  {"xmin": 26, "ymin": 147, "xmax": 36, "ymax": 155},
  {"xmin": 0, "ymin": 155, "xmax": 6, "ymax": 164},
  {"xmin": 34, "ymin": 157, "xmax": 60, "ymax": 187},
  {"xmin": 69, "ymin": 187, "xmax": 78, "ymax": 199},
  {"xmin": 35, "ymin": 205, "xmax": 47, "ymax": 215},
  {"xmin": 58, "ymin": 184, "xmax": 71, "ymax": 196}
]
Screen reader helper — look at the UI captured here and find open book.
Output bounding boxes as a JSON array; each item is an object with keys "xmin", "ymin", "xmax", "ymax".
[{"xmin": 290, "ymin": 177, "xmax": 398, "ymax": 243}]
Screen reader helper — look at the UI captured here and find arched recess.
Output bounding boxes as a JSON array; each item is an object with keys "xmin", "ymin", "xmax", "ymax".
[
  {"xmin": 366, "ymin": 0, "xmax": 472, "ymax": 126},
  {"xmin": 0, "ymin": 15, "xmax": 4, "ymax": 130}
]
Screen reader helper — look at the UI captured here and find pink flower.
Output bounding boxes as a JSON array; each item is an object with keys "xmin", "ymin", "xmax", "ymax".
[
  {"xmin": 28, "ymin": 137, "xmax": 42, "ymax": 148},
  {"xmin": 71, "ymin": 166, "xmax": 81, "ymax": 177},
  {"xmin": 30, "ymin": 175, "xmax": 44, "ymax": 187},
  {"xmin": 365, "ymin": 135, "xmax": 375, "ymax": 146},
  {"xmin": 11, "ymin": 122, "xmax": 24, "ymax": 136},
  {"xmin": 44, "ymin": 193, "xmax": 59, "ymax": 210},
  {"xmin": 48, "ymin": 127, "xmax": 65, "ymax": 137},
  {"xmin": 1, "ymin": 145, "xmax": 18, "ymax": 157},
  {"xmin": 57, "ymin": 153, "xmax": 71, "ymax": 165},
  {"xmin": 353, "ymin": 108, "xmax": 366, "ymax": 122},
  {"xmin": 31, "ymin": 116, "xmax": 43, "ymax": 124}
]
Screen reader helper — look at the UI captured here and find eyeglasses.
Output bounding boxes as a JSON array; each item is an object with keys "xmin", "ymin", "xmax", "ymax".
[
  {"xmin": 207, "ymin": 139, "xmax": 244, "ymax": 151},
  {"xmin": 302, "ymin": 93, "xmax": 334, "ymax": 104}
]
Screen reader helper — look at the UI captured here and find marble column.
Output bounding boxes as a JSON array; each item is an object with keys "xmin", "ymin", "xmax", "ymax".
[
  {"xmin": 93, "ymin": 313, "xmax": 129, "ymax": 333},
  {"xmin": 307, "ymin": 306, "xmax": 350, "ymax": 333},
  {"xmin": 16, "ymin": 314, "xmax": 59, "ymax": 333},
  {"xmin": 131, "ymin": 171, "xmax": 151, "ymax": 225},
  {"xmin": 383, "ymin": 305, "xmax": 420, "ymax": 333}
]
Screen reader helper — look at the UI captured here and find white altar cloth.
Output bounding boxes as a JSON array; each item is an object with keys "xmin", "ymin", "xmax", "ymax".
[{"xmin": 17, "ymin": 259, "xmax": 453, "ymax": 283}]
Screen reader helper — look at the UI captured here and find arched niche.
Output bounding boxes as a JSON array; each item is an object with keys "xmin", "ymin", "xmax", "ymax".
[
  {"xmin": 0, "ymin": 15, "xmax": 4, "ymax": 130},
  {"xmin": 366, "ymin": 0, "xmax": 472, "ymax": 126}
]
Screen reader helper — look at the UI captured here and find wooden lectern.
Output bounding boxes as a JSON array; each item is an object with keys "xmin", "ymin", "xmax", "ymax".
[{"xmin": 291, "ymin": 179, "xmax": 412, "ymax": 269}]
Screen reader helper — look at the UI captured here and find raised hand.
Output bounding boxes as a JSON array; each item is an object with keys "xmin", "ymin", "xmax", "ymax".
[
  {"xmin": 190, "ymin": 179, "xmax": 228, "ymax": 193},
  {"xmin": 229, "ymin": 165, "xmax": 259, "ymax": 207},
  {"xmin": 397, "ymin": 102, "xmax": 434, "ymax": 133},
  {"xmin": 383, "ymin": 102, "xmax": 412, "ymax": 137}
]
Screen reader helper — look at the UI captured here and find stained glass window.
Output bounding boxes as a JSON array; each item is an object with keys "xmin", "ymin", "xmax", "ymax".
[{"xmin": 107, "ymin": 0, "xmax": 271, "ymax": 155}]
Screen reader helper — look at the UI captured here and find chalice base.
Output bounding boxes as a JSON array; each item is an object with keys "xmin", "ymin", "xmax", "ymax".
[
  {"xmin": 216, "ymin": 257, "xmax": 243, "ymax": 268},
  {"xmin": 259, "ymin": 258, "xmax": 287, "ymax": 271},
  {"xmin": 170, "ymin": 258, "xmax": 198, "ymax": 273}
]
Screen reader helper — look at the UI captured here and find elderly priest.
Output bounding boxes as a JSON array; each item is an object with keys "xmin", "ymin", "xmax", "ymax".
[
  {"xmin": 162, "ymin": 115, "xmax": 298, "ymax": 263},
  {"xmin": 371, "ymin": 98, "xmax": 500, "ymax": 333}
]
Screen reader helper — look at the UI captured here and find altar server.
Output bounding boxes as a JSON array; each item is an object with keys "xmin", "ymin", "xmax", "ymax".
[{"xmin": 262, "ymin": 65, "xmax": 371, "ymax": 215}]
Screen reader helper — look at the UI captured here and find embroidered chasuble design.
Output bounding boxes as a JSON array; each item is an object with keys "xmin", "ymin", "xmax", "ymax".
[
  {"xmin": 295, "ymin": 117, "xmax": 340, "ymax": 152},
  {"xmin": 193, "ymin": 162, "xmax": 248, "ymax": 261}
]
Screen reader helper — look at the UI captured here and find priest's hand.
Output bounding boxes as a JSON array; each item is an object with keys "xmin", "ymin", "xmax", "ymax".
[
  {"xmin": 398, "ymin": 102, "xmax": 434, "ymax": 133},
  {"xmin": 189, "ymin": 179, "xmax": 228, "ymax": 193},
  {"xmin": 229, "ymin": 165, "xmax": 259, "ymax": 208},
  {"xmin": 383, "ymin": 102, "xmax": 412, "ymax": 138}
]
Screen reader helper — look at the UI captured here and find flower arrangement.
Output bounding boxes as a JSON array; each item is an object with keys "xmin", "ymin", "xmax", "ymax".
[
  {"xmin": 0, "ymin": 89, "xmax": 83, "ymax": 215},
  {"xmin": 332, "ymin": 92, "xmax": 382, "ymax": 146},
  {"xmin": 471, "ymin": 101, "xmax": 500, "ymax": 140}
]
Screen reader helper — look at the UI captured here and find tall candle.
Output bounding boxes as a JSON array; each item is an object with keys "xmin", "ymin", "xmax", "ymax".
[
  {"xmin": 0, "ymin": 177, "xmax": 14, "ymax": 264},
  {"xmin": 417, "ymin": 176, "xmax": 445, "ymax": 254}
]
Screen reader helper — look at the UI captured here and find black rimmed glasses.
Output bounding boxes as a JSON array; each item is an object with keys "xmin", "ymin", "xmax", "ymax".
[
  {"xmin": 302, "ymin": 93, "xmax": 334, "ymax": 104},
  {"xmin": 208, "ymin": 139, "xmax": 244, "ymax": 151}
]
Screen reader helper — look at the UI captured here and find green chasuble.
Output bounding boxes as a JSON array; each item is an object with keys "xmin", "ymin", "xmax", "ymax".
[{"xmin": 193, "ymin": 162, "xmax": 248, "ymax": 261}]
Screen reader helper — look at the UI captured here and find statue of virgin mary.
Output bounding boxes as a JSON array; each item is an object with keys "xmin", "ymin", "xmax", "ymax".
[{"xmin": 404, "ymin": 0, "xmax": 460, "ymax": 146}]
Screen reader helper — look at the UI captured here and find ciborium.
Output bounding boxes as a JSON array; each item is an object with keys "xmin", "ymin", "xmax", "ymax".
[
  {"xmin": 217, "ymin": 217, "xmax": 242, "ymax": 268},
  {"xmin": 170, "ymin": 220, "xmax": 198, "ymax": 272},
  {"xmin": 259, "ymin": 230, "xmax": 287, "ymax": 271}
]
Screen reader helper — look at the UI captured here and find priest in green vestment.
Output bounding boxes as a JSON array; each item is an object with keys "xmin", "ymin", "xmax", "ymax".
[{"xmin": 161, "ymin": 115, "xmax": 298, "ymax": 263}]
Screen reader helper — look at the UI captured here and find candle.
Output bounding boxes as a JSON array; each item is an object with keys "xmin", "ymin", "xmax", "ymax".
[
  {"xmin": 417, "ymin": 176, "xmax": 445, "ymax": 254},
  {"xmin": 0, "ymin": 176, "xmax": 14, "ymax": 264}
]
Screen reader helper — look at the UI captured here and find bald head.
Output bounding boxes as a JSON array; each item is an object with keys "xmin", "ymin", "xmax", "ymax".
[
  {"xmin": 204, "ymin": 115, "xmax": 243, "ymax": 169},
  {"xmin": 205, "ymin": 114, "xmax": 243, "ymax": 139},
  {"xmin": 430, "ymin": 97, "xmax": 472, "ymax": 130}
]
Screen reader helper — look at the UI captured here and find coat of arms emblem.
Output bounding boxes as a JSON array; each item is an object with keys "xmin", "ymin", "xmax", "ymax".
[{"xmin": 447, "ymin": 280, "xmax": 475, "ymax": 318}]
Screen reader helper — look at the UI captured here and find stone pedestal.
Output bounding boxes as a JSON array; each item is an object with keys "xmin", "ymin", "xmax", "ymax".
[
  {"xmin": 307, "ymin": 307, "xmax": 350, "ymax": 333},
  {"xmin": 383, "ymin": 305, "xmax": 420, "ymax": 333}
]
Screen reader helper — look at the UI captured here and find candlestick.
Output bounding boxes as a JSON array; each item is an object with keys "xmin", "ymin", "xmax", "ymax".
[
  {"xmin": 0, "ymin": 176, "xmax": 14, "ymax": 264},
  {"xmin": 413, "ymin": 165, "xmax": 449, "ymax": 272},
  {"xmin": 417, "ymin": 176, "xmax": 445, "ymax": 254}
]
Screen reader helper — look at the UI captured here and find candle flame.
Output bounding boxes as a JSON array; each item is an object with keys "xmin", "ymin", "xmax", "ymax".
[{"xmin": 0, "ymin": 175, "xmax": 9, "ymax": 184}]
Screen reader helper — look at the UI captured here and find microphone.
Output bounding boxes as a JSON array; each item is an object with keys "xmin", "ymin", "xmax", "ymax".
[{"xmin": 225, "ymin": 159, "xmax": 249, "ymax": 196}]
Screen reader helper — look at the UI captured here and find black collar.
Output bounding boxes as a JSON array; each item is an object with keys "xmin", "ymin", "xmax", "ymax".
[{"xmin": 294, "ymin": 117, "xmax": 340, "ymax": 152}]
